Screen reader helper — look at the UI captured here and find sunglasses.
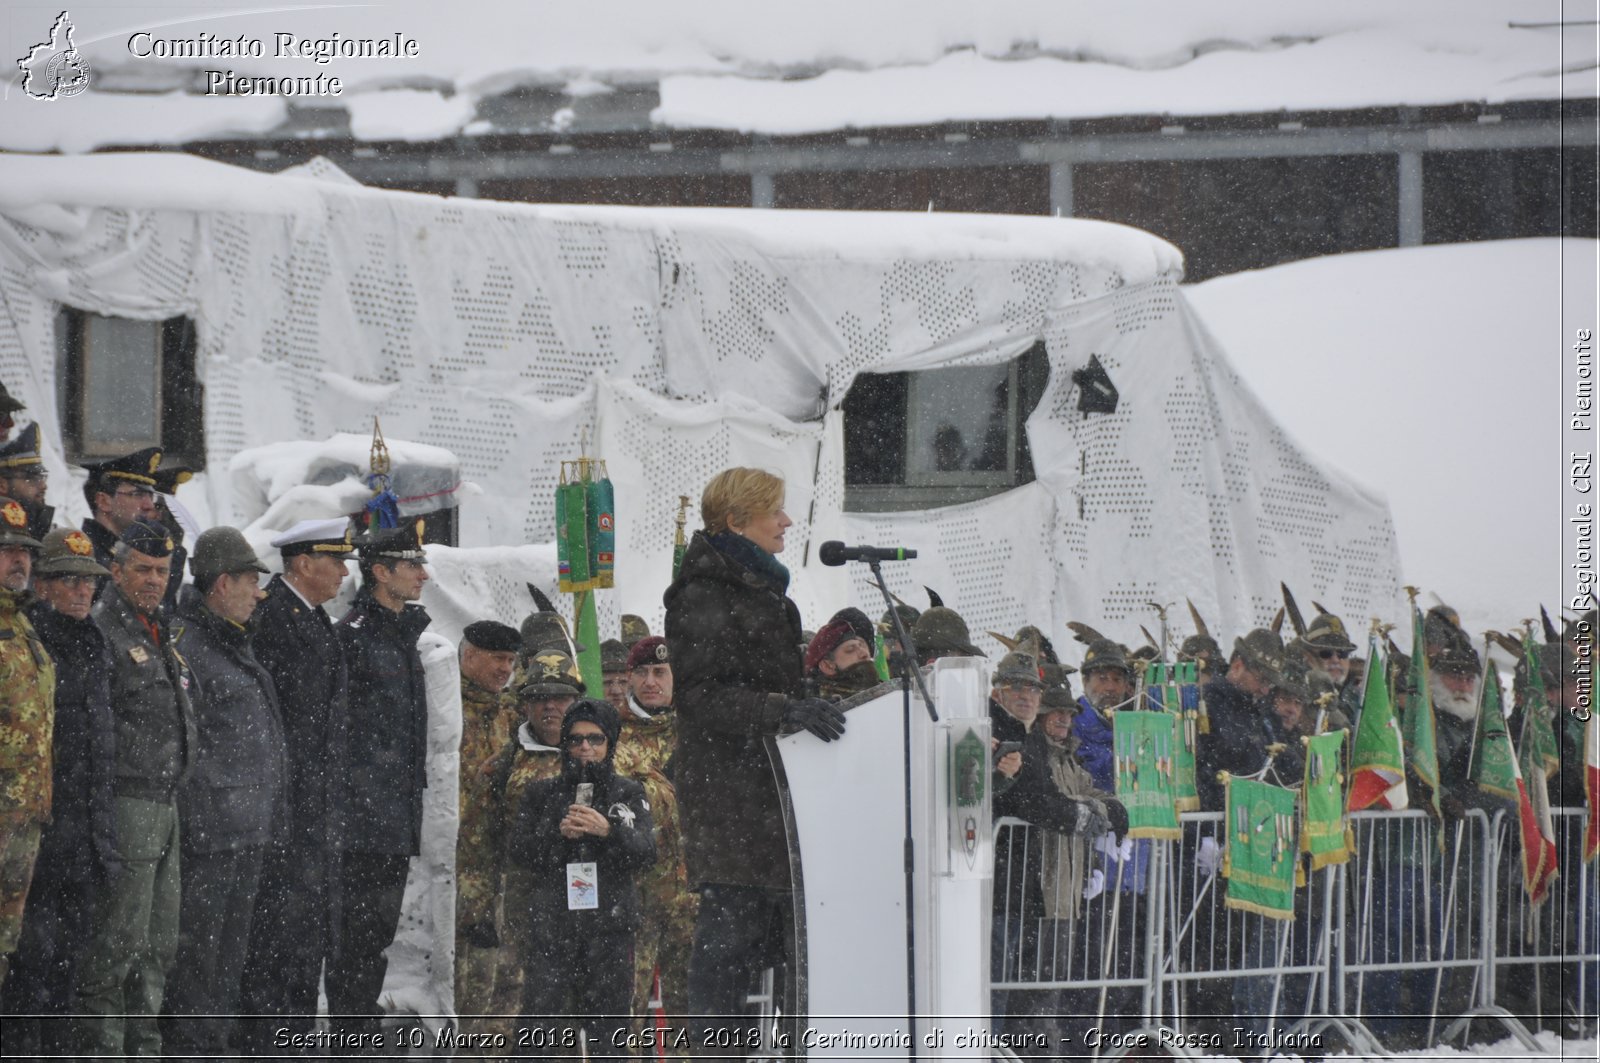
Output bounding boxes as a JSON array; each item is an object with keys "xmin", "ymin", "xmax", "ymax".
[
  {"xmin": 1317, "ymin": 650, "xmax": 1352, "ymax": 661},
  {"xmin": 566, "ymin": 733, "xmax": 607, "ymax": 748}
]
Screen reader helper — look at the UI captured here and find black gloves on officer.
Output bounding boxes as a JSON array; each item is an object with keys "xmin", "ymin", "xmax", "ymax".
[{"xmin": 781, "ymin": 697, "xmax": 847, "ymax": 742}]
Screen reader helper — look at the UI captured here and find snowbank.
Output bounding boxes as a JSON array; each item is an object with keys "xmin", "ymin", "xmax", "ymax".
[{"xmin": 1186, "ymin": 238, "xmax": 1587, "ymax": 638}]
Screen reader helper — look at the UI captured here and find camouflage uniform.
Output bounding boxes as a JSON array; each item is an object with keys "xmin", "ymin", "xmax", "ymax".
[
  {"xmin": 0, "ymin": 523, "xmax": 54, "ymax": 989},
  {"xmin": 456, "ymin": 726, "xmax": 563, "ymax": 1050},
  {"xmin": 454, "ymin": 677, "xmax": 517, "ymax": 1037},
  {"xmin": 615, "ymin": 710, "xmax": 696, "ymax": 1046}
]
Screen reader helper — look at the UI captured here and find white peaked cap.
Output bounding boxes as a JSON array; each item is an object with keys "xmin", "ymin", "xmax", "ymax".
[{"xmin": 270, "ymin": 517, "xmax": 354, "ymax": 550}]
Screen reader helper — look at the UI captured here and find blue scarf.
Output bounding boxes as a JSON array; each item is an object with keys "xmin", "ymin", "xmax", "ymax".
[{"xmin": 709, "ymin": 530, "xmax": 790, "ymax": 594}]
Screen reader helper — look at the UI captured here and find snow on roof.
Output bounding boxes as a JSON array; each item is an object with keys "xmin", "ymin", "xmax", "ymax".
[
  {"xmin": 0, "ymin": 1, "xmax": 1585, "ymax": 151},
  {"xmin": 1186, "ymin": 237, "xmax": 1586, "ymax": 641},
  {"xmin": 0, "ymin": 153, "xmax": 1184, "ymax": 282}
]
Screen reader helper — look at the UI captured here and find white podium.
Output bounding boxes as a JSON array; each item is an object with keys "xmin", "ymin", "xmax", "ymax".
[{"xmin": 774, "ymin": 655, "xmax": 994, "ymax": 1059}]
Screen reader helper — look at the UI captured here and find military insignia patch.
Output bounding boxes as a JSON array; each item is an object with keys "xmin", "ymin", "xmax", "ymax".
[
  {"xmin": 654, "ymin": 642, "xmax": 669, "ymax": 662},
  {"xmin": 1, "ymin": 501, "xmax": 25, "ymax": 529},
  {"xmin": 65, "ymin": 531, "xmax": 92, "ymax": 556},
  {"xmin": 164, "ymin": 537, "xmax": 174, "ymax": 552},
  {"xmin": 129, "ymin": 645, "xmax": 150, "ymax": 664},
  {"xmin": 147, "ymin": 453, "xmax": 161, "ymax": 474}
]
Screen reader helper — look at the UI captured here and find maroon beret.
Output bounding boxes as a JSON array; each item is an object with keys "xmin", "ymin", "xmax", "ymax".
[
  {"xmin": 804, "ymin": 616, "xmax": 857, "ymax": 674},
  {"xmin": 627, "ymin": 635, "xmax": 670, "ymax": 671}
]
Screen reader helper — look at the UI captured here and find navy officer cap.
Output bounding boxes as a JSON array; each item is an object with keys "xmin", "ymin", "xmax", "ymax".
[
  {"xmin": 120, "ymin": 518, "xmax": 175, "ymax": 558},
  {"xmin": 463, "ymin": 620, "xmax": 520, "ymax": 653},
  {"xmin": 358, "ymin": 517, "xmax": 427, "ymax": 563}
]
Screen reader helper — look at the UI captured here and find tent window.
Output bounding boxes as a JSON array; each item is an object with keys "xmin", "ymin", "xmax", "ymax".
[
  {"xmin": 57, "ymin": 309, "xmax": 206, "ymax": 470},
  {"xmin": 842, "ymin": 341, "xmax": 1045, "ymax": 511}
]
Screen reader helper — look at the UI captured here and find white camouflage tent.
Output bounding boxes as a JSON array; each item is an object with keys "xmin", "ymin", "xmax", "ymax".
[{"xmin": 0, "ymin": 152, "xmax": 1402, "ymax": 644}]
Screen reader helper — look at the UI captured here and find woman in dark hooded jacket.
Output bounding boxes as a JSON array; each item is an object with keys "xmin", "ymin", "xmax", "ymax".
[{"xmin": 509, "ymin": 699, "xmax": 654, "ymax": 1060}]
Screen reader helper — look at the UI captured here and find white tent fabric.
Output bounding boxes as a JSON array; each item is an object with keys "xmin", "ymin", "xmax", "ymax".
[{"xmin": 0, "ymin": 152, "xmax": 1404, "ymax": 1014}]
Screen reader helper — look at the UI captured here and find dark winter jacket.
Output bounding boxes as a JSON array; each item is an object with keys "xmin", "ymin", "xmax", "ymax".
[
  {"xmin": 27, "ymin": 601, "xmax": 119, "ymax": 878},
  {"xmin": 252, "ymin": 575, "xmax": 349, "ymax": 854},
  {"xmin": 173, "ymin": 602, "xmax": 290, "ymax": 852},
  {"xmin": 507, "ymin": 759, "xmax": 655, "ymax": 938},
  {"xmin": 337, "ymin": 585, "xmax": 431, "ymax": 856},
  {"xmin": 93, "ymin": 584, "xmax": 197, "ymax": 795},
  {"xmin": 990, "ymin": 702, "xmax": 1121, "ymax": 923},
  {"xmin": 1195, "ymin": 678, "xmax": 1280, "ymax": 812},
  {"xmin": 664, "ymin": 531, "xmax": 806, "ymax": 890}
]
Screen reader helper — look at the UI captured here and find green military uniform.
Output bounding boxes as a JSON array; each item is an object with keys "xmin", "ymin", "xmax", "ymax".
[
  {"xmin": 454, "ymin": 672, "xmax": 517, "ymax": 1036},
  {"xmin": 0, "ymin": 498, "xmax": 52, "ymax": 989}
]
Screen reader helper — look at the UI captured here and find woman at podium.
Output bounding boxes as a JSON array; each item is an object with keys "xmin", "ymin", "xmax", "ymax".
[{"xmin": 663, "ymin": 467, "xmax": 846, "ymax": 1055}]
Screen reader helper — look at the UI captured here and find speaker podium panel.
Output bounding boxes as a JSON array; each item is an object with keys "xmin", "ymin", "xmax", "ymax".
[{"xmin": 774, "ymin": 656, "xmax": 994, "ymax": 1058}]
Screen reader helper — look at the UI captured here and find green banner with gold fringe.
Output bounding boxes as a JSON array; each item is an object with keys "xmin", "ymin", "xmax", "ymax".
[
  {"xmin": 1224, "ymin": 775, "xmax": 1299, "ymax": 920},
  {"xmin": 1113, "ymin": 710, "xmax": 1180, "ymax": 839},
  {"xmin": 1301, "ymin": 729, "xmax": 1351, "ymax": 869}
]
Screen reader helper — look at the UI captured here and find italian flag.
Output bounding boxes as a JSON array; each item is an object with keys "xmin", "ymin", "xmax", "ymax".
[
  {"xmin": 1517, "ymin": 635, "xmax": 1560, "ymax": 905},
  {"xmin": 1348, "ymin": 635, "xmax": 1408, "ymax": 812}
]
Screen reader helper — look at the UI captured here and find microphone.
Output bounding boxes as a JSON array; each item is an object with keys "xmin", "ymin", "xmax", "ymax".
[{"xmin": 818, "ymin": 541, "xmax": 918, "ymax": 566}]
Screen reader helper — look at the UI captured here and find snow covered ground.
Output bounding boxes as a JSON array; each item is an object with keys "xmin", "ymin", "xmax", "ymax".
[{"xmin": 1187, "ymin": 238, "xmax": 1589, "ymax": 642}]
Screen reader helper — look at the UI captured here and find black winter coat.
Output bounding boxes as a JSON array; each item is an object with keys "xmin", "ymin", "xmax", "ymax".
[
  {"xmin": 508, "ymin": 766, "xmax": 655, "ymax": 938},
  {"xmin": 337, "ymin": 586, "xmax": 431, "ymax": 856},
  {"xmin": 173, "ymin": 603, "xmax": 290, "ymax": 852},
  {"xmin": 252, "ymin": 575, "xmax": 349, "ymax": 854},
  {"xmin": 27, "ymin": 602, "xmax": 118, "ymax": 878},
  {"xmin": 1195, "ymin": 678, "xmax": 1280, "ymax": 811},
  {"xmin": 663, "ymin": 532, "xmax": 804, "ymax": 890}
]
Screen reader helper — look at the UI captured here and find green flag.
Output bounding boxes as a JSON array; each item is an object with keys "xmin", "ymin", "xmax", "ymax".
[
  {"xmin": 1470, "ymin": 661, "xmax": 1518, "ymax": 801},
  {"xmin": 1113, "ymin": 710, "xmax": 1181, "ymax": 840},
  {"xmin": 1347, "ymin": 634, "xmax": 1408, "ymax": 811},
  {"xmin": 1404, "ymin": 607, "xmax": 1442, "ymax": 818},
  {"xmin": 1146, "ymin": 662, "xmax": 1200, "ymax": 812},
  {"xmin": 1301, "ymin": 729, "xmax": 1351, "ymax": 869},
  {"xmin": 1224, "ymin": 775, "xmax": 1300, "ymax": 919}
]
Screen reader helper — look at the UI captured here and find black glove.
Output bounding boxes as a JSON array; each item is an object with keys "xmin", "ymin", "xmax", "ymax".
[
  {"xmin": 1104, "ymin": 798, "xmax": 1130, "ymax": 839},
  {"xmin": 462, "ymin": 920, "xmax": 500, "ymax": 949},
  {"xmin": 781, "ymin": 697, "xmax": 847, "ymax": 742}
]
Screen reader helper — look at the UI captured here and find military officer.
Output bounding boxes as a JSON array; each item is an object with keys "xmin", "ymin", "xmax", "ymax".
[
  {"xmin": 454, "ymin": 619, "xmax": 521, "ymax": 1028},
  {"xmin": 600, "ymin": 638, "xmax": 630, "ymax": 713},
  {"xmin": 612, "ymin": 635, "xmax": 695, "ymax": 1043},
  {"xmin": 0, "ymin": 529, "xmax": 114, "ymax": 1057},
  {"xmin": 803, "ymin": 608, "xmax": 881, "ymax": 701},
  {"xmin": 328, "ymin": 519, "xmax": 434, "ymax": 1040},
  {"xmin": 0, "ymin": 497, "xmax": 50, "ymax": 993},
  {"xmin": 457, "ymin": 651, "xmax": 583, "ymax": 1048},
  {"xmin": 237, "ymin": 518, "xmax": 355, "ymax": 1054},
  {"xmin": 78, "ymin": 448, "xmax": 164, "ymax": 571},
  {"xmin": 163, "ymin": 527, "xmax": 286, "ymax": 1058},
  {"xmin": 0, "ymin": 425, "xmax": 54, "ymax": 541},
  {"xmin": 78, "ymin": 519, "xmax": 198, "ymax": 1057}
]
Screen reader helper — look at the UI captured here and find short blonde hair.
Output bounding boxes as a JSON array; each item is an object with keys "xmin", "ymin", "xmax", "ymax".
[{"xmin": 701, "ymin": 467, "xmax": 784, "ymax": 534}]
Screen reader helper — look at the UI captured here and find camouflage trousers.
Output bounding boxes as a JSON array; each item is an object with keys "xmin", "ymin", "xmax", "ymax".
[
  {"xmin": 631, "ymin": 902, "xmax": 696, "ymax": 1059},
  {"xmin": 0, "ymin": 818, "xmax": 43, "ymax": 981},
  {"xmin": 454, "ymin": 870, "xmax": 536, "ymax": 1055},
  {"xmin": 455, "ymin": 891, "xmax": 505, "ymax": 1044}
]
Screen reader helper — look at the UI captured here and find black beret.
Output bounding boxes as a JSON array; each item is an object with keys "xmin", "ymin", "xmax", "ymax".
[
  {"xmin": 119, "ymin": 518, "xmax": 175, "ymax": 558},
  {"xmin": 463, "ymin": 620, "xmax": 520, "ymax": 653}
]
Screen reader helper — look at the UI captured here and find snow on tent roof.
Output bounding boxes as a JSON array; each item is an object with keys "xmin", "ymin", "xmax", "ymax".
[
  {"xmin": 0, "ymin": 149, "xmax": 1399, "ymax": 654},
  {"xmin": 0, "ymin": 1, "xmax": 1583, "ymax": 150}
]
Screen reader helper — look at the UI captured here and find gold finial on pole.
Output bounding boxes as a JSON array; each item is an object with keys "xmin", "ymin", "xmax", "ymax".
[{"xmin": 369, "ymin": 417, "xmax": 391, "ymax": 478}]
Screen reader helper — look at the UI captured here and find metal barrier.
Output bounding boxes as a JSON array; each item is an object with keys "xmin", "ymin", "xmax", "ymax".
[
  {"xmin": 1488, "ymin": 806, "xmax": 1600, "ymax": 1039},
  {"xmin": 987, "ymin": 806, "xmax": 1595, "ymax": 1057}
]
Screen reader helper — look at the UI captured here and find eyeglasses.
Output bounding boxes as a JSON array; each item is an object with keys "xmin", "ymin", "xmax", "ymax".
[
  {"xmin": 113, "ymin": 486, "xmax": 155, "ymax": 499},
  {"xmin": 566, "ymin": 733, "xmax": 607, "ymax": 748},
  {"xmin": 1317, "ymin": 650, "xmax": 1352, "ymax": 661}
]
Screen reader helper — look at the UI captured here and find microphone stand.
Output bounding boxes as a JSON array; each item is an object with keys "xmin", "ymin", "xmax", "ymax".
[{"xmin": 863, "ymin": 557, "xmax": 938, "ymax": 1058}]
